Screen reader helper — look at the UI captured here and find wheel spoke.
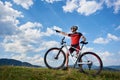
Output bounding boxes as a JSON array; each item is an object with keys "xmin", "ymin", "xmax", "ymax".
[
  {"xmin": 44, "ymin": 48, "xmax": 66, "ymax": 69},
  {"xmin": 78, "ymin": 52, "xmax": 103, "ymax": 76}
]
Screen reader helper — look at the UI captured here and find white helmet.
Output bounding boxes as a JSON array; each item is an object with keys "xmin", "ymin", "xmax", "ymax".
[{"xmin": 71, "ymin": 26, "xmax": 78, "ymax": 31}]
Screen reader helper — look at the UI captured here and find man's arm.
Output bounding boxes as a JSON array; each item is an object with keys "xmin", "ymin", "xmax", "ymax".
[
  {"xmin": 60, "ymin": 31, "xmax": 68, "ymax": 36},
  {"xmin": 55, "ymin": 30, "xmax": 68, "ymax": 36}
]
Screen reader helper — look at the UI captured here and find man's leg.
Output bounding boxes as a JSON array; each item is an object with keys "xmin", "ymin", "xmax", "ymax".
[
  {"xmin": 62, "ymin": 47, "xmax": 74, "ymax": 70},
  {"xmin": 62, "ymin": 52, "xmax": 69, "ymax": 70},
  {"xmin": 65, "ymin": 53, "xmax": 69, "ymax": 67}
]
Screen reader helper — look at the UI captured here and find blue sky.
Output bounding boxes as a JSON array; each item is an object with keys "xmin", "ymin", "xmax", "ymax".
[{"xmin": 0, "ymin": 0, "xmax": 120, "ymax": 66}]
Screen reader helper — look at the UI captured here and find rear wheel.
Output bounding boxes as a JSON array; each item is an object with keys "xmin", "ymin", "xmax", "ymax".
[
  {"xmin": 44, "ymin": 47, "xmax": 66, "ymax": 69},
  {"xmin": 78, "ymin": 52, "xmax": 103, "ymax": 76}
]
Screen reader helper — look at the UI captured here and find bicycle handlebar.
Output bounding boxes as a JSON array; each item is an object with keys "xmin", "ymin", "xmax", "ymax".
[{"xmin": 80, "ymin": 41, "xmax": 88, "ymax": 45}]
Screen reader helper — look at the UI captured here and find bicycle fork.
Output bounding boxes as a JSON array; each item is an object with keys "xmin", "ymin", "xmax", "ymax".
[{"xmin": 54, "ymin": 46, "xmax": 64, "ymax": 59}]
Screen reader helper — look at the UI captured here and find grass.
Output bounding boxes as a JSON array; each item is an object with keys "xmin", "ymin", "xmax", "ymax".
[{"xmin": 0, "ymin": 66, "xmax": 120, "ymax": 80}]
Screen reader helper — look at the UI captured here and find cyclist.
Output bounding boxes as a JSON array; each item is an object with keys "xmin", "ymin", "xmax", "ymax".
[{"xmin": 55, "ymin": 26, "xmax": 86, "ymax": 70}]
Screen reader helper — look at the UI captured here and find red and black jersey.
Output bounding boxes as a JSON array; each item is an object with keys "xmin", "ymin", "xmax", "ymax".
[{"xmin": 68, "ymin": 32, "xmax": 82, "ymax": 45}]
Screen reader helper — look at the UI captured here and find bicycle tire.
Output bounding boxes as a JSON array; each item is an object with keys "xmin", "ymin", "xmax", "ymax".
[
  {"xmin": 78, "ymin": 52, "xmax": 103, "ymax": 76},
  {"xmin": 44, "ymin": 47, "xmax": 66, "ymax": 69}
]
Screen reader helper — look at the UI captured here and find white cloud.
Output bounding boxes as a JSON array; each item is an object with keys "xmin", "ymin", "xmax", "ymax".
[
  {"xmin": 93, "ymin": 33, "xmax": 120, "ymax": 44},
  {"xmin": 105, "ymin": 0, "xmax": 120, "ymax": 14},
  {"xmin": 3, "ymin": 35, "xmax": 35, "ymax": 53},
  {"xmin": 19, "ymin": 22, "xmax": 42, "ymax": 30},
  {"xmin": 34, "ymin": 40, "xmax": 59, "ymax": 52},
  {"xmin": 62, "ymin": 0, "xmax": 103, "ymax": 16},
  {"xmin": 43, "ymin": 0, "xmax": 62, "ymax": 3},
  {"xmin": 107, "ymin": 33, "xmax": 119, "ymax": 41},
  {"xmin": 53, "ymin": 26, "xmax": 62, "ymax": 31},
  {"xmin": 100, "ymin": 51, "xmax": 110, "ymax": 61},
  {"xmin": 0, "ymin": 1, "xmax": 23, "ymax": 35},
  {"xmin": 98, "ymin": 51, "xmax": 120, "ymax": 66},
  {"xmin": 105, "ymin": 0, "xmax": 113, "ymax": 8},
  {"xmin": 63, "ymin": 0, "xmax": 78, "ymax": 13},
  {"xmin": 93, "ymin": 37, "xmax": 109, "ymax": 44},
  {"xmin": 12, "ymin": 54, "xmax": 26, "ymax": 60},
  {"xmin": 19, "ymin": 22, "xmax": 42, "ymax": 41},
  {"xmin": 114, "ymin": 0, "xmax": 120, "ymax": 13},
  {"xmin": 28, "ymin": 54, "xmax": 44, "ymax": 65},
  {"xmin": 41, "ymin": 26, "xmax": 62, "ymax": 36},
  {"xmin": 12, "ymin": 54, "xmax": 44, "ymax": 65},
  {"xmin": 2, "ymin": 22, "xmax": 61, "ymax": 54},
  {"xmin": 62, "ymin": 0, "xmax": 120, "ymax": 16},
  {"xmin": 77, "ymin": 0, "xmax": 103, "ymax": 16},
  {"xmin": 13, "ymin": 0, "xmax": 34, "ymax": 10},
  {"xmin": 82, "ymin": 46, "xmax": 94, "ymax": 52},
  {"xmin": 2, "ymin": 22, "xmax": 42, "ymax": 53},
  {"xmin": 115, "ymin": 25, "xmax": 120, "ymax": 30},
  {"xmin": 41, "ymin": 27, "xmax": 56, "ymax": 36}
]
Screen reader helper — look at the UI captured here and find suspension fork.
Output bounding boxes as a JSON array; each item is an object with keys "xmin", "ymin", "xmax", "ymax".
[{"xmin": 54, "ymin": 46, "xmax": 64, "ymax": 59}]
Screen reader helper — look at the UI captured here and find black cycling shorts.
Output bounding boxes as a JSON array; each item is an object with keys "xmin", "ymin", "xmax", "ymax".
[{"xmin": 69, "ymin": 44, "xmax": 80, "ymax": 53}]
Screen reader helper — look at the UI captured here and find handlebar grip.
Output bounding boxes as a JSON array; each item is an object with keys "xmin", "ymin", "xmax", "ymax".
[
  {"xmin": 80, "ymin": 41, "xmax": 88, "ymax": 44},
  {"xmin": 54, "ymin": 29, "xmax": 60, "ymax": 33}
]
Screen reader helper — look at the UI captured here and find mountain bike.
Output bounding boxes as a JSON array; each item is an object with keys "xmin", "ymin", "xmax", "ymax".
[{"xmin": 44, "ymin": 37, "xmax": 103, "ymax": 76}]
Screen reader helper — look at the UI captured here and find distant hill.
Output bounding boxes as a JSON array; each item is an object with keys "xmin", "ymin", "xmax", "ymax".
[
  {"xmin": 107, "ymin": 65, "xmax": 120, "ymax": 70},
  {"xmin": 103, "ymin": 66, "xmax": 120, "ymax": 71},
  {"xmin": 0, "ymin": 58, "xmax": 41, "ymax": 67}
]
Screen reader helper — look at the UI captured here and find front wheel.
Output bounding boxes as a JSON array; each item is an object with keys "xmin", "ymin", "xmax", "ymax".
[
  {"xmin": 78, "ymin": 52, "xmax": 103, "ymax": 76},
  {"xmin": 44, "ymin": 47, "xmax": 66, "ymax": 69}
]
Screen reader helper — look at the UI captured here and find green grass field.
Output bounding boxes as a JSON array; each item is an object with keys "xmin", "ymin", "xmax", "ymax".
[{"xmin": 0, "ymin": 66, "xmax": 120, "ymax": 80}]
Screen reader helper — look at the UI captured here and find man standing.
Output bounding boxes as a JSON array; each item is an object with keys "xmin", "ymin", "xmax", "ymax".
[{"xmin": 55, "ymin": 26, "xmax": 86, "ymax": 70}]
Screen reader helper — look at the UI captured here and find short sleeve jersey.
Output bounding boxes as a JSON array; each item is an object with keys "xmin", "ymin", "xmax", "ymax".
[{"xmin": 68, "ymin": 32, "xmax": 82, "ymax": 45}]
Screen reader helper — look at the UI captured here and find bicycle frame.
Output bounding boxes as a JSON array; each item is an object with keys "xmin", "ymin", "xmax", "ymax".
[{"xmin": 59, "ymin": 37, "xmax": 88, "ymax": 68}]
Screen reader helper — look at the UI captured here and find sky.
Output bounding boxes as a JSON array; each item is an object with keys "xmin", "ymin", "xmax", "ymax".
[{"xmin": 0, "ymin": 0, "xmax": 120, "ymax": 67}]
